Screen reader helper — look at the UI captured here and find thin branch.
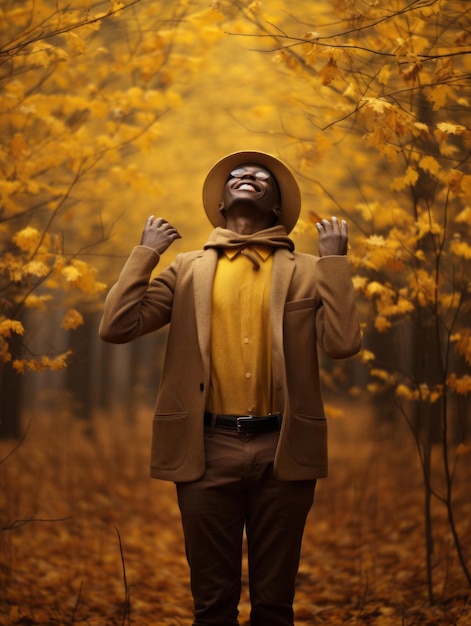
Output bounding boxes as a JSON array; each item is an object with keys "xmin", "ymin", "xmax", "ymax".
[
  {"xmin": 0, "ymin": 0, "xmax": 144, "ymax": 57},
  {"xmin": 1, "ymin": 514, "xmax": 73, "ymax": 532},
  {"xmin": 114, "ymin": 526, "xmax": 131, "ymax": 626},
  {"xmin": 0, "ymin": 417, "xmax": 32, "ymax": 465}
]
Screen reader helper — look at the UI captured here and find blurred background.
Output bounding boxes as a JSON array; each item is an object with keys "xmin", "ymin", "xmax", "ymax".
[
  {"xmin": 1, "ymin": 0, "xmax": 373, "ymax": 432},
  {"xmin": 1, "ymin": 2, "xmax": 470, "ymax": 620}
]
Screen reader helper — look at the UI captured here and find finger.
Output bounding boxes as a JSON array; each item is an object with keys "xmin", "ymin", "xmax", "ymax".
[
  {"xmin": 161, "ymin": 221, "xmax": 181, "ymax": 235},
  {"xmin": 330, "ymin": 216, "xmax": 340, "ymax": 233},
  {"xmin": 321, "ymin": 218, "xmax": 331, "ymax": 230},
  {"xmin": 340, "ymin": 219, "xmax": 348, "ymax": 238}
]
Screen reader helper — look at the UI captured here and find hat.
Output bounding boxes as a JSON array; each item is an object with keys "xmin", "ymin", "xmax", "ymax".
[{"xmin": 202, "ymin": 150, "xmax": 301, "ymax": 233}]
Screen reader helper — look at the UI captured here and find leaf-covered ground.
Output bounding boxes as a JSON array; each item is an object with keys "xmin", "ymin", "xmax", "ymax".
[{"xmin": 1, "ymin": 403, "xmax": 470, "ymax": 625}]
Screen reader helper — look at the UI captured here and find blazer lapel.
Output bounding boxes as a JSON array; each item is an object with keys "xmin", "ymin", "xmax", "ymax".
[
  {"xmin": 193, "ymin": 248, "xmax": 218, "ymax": 373},
  {"xmin": 270, "ymin": 248, "xmax": 295, "ymax": 412},
  {"xmin": 271, "ymin": 248, "xmax": 295, "ymax": 334}
]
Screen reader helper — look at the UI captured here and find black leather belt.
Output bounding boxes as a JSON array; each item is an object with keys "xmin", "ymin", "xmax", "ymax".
[{"xmin": 204, "ymin": 412, "xmax": 281, "ymax": 433}]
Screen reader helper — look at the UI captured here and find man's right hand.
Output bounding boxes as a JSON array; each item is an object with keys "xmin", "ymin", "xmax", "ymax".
[{"xmin": 140, "ymin": 216, "xmax": 182, "ymax": 255}]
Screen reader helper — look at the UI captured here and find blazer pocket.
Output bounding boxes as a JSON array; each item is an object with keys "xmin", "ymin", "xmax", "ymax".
[
  {"xmin": 288, "ymin": 414, "xmax": 327, "ymax": 467},
  {"xmin": 284, "ymin": 297, "xmax": 316, "ymax": 313},
  {"xmin": 151, "ymin": 412, "xmax": 187, "ymax": 470}
]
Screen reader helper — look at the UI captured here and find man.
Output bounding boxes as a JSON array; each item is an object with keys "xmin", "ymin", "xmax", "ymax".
[{"xmin": 99, "ymin": 150, "xmax": 361, "ymax": 626}]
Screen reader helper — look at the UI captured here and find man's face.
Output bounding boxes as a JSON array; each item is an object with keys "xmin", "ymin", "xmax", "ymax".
[{"xmin": 220, "ymin": 163, "xmax": 281, "ymax": 225}]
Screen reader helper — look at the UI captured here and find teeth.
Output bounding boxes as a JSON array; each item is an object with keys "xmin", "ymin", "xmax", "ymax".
[{"xmin": 239, "ymin": 183, "xmax": 256, "ymax": 191}]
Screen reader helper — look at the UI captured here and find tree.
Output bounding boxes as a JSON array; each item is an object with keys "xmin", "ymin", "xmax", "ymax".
[
  {"xmin": 0, "ymin": 0, "xmax": 224, "ymax": 435},
  {"xmin": 231, "ymin": 0, "xmax": 471, "ymax": 604}
]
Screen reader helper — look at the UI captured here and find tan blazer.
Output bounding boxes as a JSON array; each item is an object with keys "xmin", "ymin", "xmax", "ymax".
[{"xmin": 99, "ymin": 243, "xmax": 361, "ymax": 482}]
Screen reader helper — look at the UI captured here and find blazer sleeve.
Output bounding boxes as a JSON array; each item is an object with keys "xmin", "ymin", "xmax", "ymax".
[
  {"xmin": 315, "ymin": 255, "xmax": 361, "ymax": 359},
  {"xmin": 99, "ymin": 245, "xmax": 179, "ymax": 344}
]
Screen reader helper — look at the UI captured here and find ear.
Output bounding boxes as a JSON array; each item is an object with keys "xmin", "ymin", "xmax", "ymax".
[
  {"xmin": 218, "ymin": 202, "xmax": 226, "ymax": 218},
  {"xmin": 273, "ymin": 204, "xmax": 282, "ymax": 218}
]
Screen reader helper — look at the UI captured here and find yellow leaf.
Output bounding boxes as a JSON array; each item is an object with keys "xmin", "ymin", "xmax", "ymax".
[
  {"xmin": 366, "ymin": 281, "xmax": 388, "ymax": 296},
  {"xmin": 111, "ymin": 0, "xmax": 125, "ymax": 13},
  {"xmin": 12, "ymin": 359, "xmax": 27, "ymax": 373},
  {"xmin": 248, "ymin": 1, "xmax": 262, "ymax": 14},
  {"xmin": 360, "ymin": 349, "xmax": 376, "ymax": 362},
  {"xmin": 447, "ymin": 374, "xmax": 471, "ymax": 395},
  {"xmin": 419, "ymin": 155, "xmax": 441, "ymax": 177},
  {"xmin": 13, "ymin": 227, "xmax": 41, "ymax": 252},
  {"xmin": 364, "ymin": 97, "xmax": 392, "ymax": 114},
  {"xmin": 62, "ymin": 260, "xmax": 106, "ymax": 294},
  {"xmin": 415, "ymin": 209, "xmax": 443, "ymax": 238},
  {"xmin": 450, "ymin": 240, "xmax": 471, "ymax": 259},
  {"xmin": 62, "ymin": 265, "xmax": 81, "ymax": 283},
  {"xmin": 371, "ymin": 368, "xmax": 390, "ymax": 381},
  {"xmin": 445, "ymin": 169, "xmax": 464, "ymax": 195},
  {"xmin": 352, "ymin": 276, "xmax": 368, "ymax": 291},
  {"xmin": 396, "ymin": 384, "xmax": 418, "ymax": 401},
  {"xmin": 13, "ymin": 350, "xmax": 72, "ymax": 373},
  {"xmin": 304, "ymin": 30, "xmax": 320, "ymax": 42},
  {"xmin": 30, "ymin": 44, "xmax": 51, "ymax": 67},
  {"xmin": 0, "ymin": 319, "xmax": 24, "ymax": 337},
  {"xmin": 24, "ymin": 260, "xmax": 49, "ymax": 277},
  {"xmin": 0, "ymin": 337, "xmax": 11, "ymax": 363},
  {"xmin": 366, "ymin": 235, "xmax": 386, "ymax": 247},
  {"xmin": 428, "ymin": 84, "xmax": 450, "ymax": 110},
  {"xmin": 455, "ymin": 206, "xmax": 471, "ymax": 224},
  {"xmin": 437, "ymin": 122, "xmax": 466, "ymax": 135},
  {"xmin": 396, "ymin": 296, "xmax": 415, "ymax": 314},
  {"xmin": 24, "ymin": 294, "xmax": 53, "ymax": 309},
  {"xmin": 66, "ymin": 32, "xmax": 86, "ymax": 54},
  {"xmin": 459, "ymin": 174, "xmax": 471, "ymax": 198},
  {"xmin": 374, "ymin": 315, "xmax": 391, "ymax": 332},
  {"xmin": 320, "ymin": 57, "xmax": 340, "ymax": 86},
  {"xmin": 62, "ymin": 309, "xmax": 84, "ymax": 330},
  {"xmin": 367, "ymin": 382, "xmax": 386, "ymax": 394},
  {"xmin": 377, "ymin": 65, "xmax": 391, "ymax": 85},
  {"xmin": 391, "ymin": 166, "xmax": 419, "ymax": 191},
  {"xmin": 415, "ymin": 249, "xmax": 426, "ymax": 262}
]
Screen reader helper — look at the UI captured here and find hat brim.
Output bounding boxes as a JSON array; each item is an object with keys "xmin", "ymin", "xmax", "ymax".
[{"xmin": 202, "ymin": 151, "xmax": 301, "ymax": 234}]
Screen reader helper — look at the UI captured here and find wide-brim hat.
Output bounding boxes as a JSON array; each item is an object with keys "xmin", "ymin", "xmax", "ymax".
[{"xmin": 202, "ymin": 150, "xmax": 301, "ymax": 233}]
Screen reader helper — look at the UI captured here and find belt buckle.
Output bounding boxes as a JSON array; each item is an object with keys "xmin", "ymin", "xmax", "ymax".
[{"xmin": 236, "ymin": 416, "xmax": 253, "ymax": 432}]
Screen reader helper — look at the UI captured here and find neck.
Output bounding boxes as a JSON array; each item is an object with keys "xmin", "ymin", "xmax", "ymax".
[{"xmin": 224, "ymin": 213, "xmax": 277, "ymax": 236}]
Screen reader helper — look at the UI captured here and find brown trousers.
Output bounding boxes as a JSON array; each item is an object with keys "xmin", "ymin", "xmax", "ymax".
[{"xmin": 176, "ymin": 427, "xmax": 316, "ymax": 626}]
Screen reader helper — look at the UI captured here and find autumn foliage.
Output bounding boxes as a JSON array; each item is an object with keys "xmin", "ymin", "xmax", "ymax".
[
  {"xmin": 1, "ymin": 0, "xmax": 470, "ymax": 622},
  {"xmin": 0, "ymin": 0, "xmax": 223, "ymax": 374},
  {"xmin": 228, "ymin": 0, "xmax": 471, "ymax": 603}
]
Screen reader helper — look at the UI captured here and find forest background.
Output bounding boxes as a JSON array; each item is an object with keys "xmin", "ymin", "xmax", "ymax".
[{"xmin": 1, "ymin": 0, "xmax": 470, "ymax": 624}]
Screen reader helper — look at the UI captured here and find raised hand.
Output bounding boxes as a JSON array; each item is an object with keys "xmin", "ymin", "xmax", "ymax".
[
  {"xmin": 315, "ymin": 216, "xmax": 348, "ymax": 257},
  {"xmin": 140, "ymin": 216, "xmax": 182, "ymax": 255}
]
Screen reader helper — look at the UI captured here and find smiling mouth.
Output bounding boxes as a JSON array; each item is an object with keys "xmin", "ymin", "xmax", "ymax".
[{"xmin": 234, "ymin": 180, "xmax": 261, "ymax": 193}]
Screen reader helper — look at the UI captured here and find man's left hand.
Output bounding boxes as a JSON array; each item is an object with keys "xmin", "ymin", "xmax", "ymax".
[{"xmin": 316, "ymin": 216, "xmax": 348, "ymax": 257}]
